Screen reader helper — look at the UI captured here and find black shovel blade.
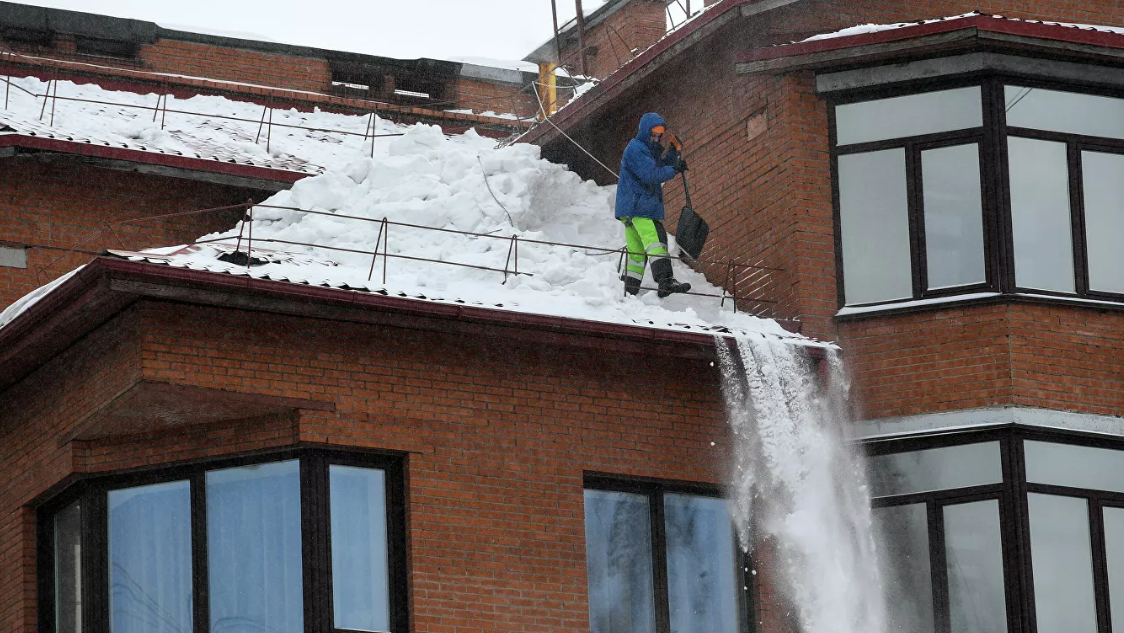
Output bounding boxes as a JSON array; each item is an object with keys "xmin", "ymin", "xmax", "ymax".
[{"xmin": 675, "ymin": 204, "xmax": 709, "ymax": 262}]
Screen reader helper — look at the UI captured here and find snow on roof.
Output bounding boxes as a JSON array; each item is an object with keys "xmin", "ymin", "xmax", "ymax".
[
  {"xmin": 0, "ymin": 118, "xmax": 807, "ymax": 346},
  {"xmin": 0, "ymin": 75, "xmax": 426, "ymax": 177},
  {"xmin": 797, "ymin": 11, "xmax": 1124, "ymax": 44}
]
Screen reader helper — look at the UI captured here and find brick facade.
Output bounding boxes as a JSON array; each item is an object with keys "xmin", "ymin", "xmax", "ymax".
[
  {"xmin": 0, "ymin": 159, "xmax": 259, "ymax": 310},
  {"xmin": 0, "ymin": 299, "xmax": 755, "ymax": 632},
  {"xmin": 558, "ymin": 0, "xmax": 668, "ymax": 79}
]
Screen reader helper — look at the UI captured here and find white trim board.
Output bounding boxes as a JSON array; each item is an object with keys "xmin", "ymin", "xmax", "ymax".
[{"xmin": 852, "ymin": 406, "xmax": 1124, "ymax": 440}]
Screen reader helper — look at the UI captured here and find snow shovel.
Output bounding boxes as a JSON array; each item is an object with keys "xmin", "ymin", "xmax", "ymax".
[{"xmin": 674, "ymin": 171, "xmax": 709, "ymax": 263}]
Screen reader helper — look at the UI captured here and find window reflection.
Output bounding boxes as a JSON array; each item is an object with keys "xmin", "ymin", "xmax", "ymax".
[
  {"xmin": 1080, "ymin": 151, "xmax": 1124, "ymax": 294},
  {"xmin": 1104, "ymin": 507, "xmax": 1124, "ymax": 633},
  {"xmin": 1028, "ymin": 494, "xmax": 1098, "ymax": 633},
  {"xmin": 921, "ymin": 144, "xmax": 986, "ymax": 289},
  {"xmin": 330, "ymin": 465, "xmax": 390, "ymax": 633},
  {"xmin": 585, "ymin": 489, "xmax": 656, "ymax": 633},
  {"xmin": 944, "ymin": 500, "xmax": 1007, "ymax": 633},
  {"xmin": 836, "ymin": 87, "xmax": 982, "ymax": 145},
  {"xmin": 1025, "ymin": 440, "xmax": 1124, "ymax": 494},
  {"xmin": 664, "ymin": 494, "xmax": 741, "ymax": 633},
  {"xmin": 107, "ymin": 481, "xmax": 192, "ymax": 633},
  {"xmin": 1008, "ymin": 137, "xmax": 1075, "ymax": 292},
  {"xmin": 207, "ymin": 460, "xmax": 303, "ymax": 633},
  {"xmin": 869, "ymin": 442, "xmax": 1001, "ymax": 498},
  {"xmin": 872, "ymin": 504, "xmax": 934, "ymax": 633},
  {"xmin": 838, "ymin": 149, "xmax": 912, "ymax": 305},
  {"xmin": 1006, "ymin": 85, "xmax": 1124, "ymax": 140},
  {"xmin": 54, "ymin": 501, "xmax": 82, "ymax": 633}
]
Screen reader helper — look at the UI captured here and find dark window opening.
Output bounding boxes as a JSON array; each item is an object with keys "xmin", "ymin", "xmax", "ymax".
[
  {"xmin": 583, "ymin": 476, "xmax": 753, "ymax": 633},
  {"xmin": 37, "ymin": 449, "xmax": 407, "ymax": 633},
  {"xmin": 73, "ymin": 36, "xmax": 139, "ymax": 60},
  {"xmin": 1, "ymin": 26, "xmax": 52, "ymax": 49}
]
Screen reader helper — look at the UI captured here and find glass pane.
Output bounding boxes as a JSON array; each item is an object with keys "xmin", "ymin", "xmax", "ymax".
[
  {"xmin": 868, "ymin": 442, "xmax": 1002, "ymax": 498},
  {"xmin": 1006, "ymin": 85, "xmax": 1124, "ymax": 140},
  {"xmin": 1008, "ymin": 137, "xmax": 1074, "ymax": 292},
  {"xmin": 838, "ymin": 149, "xmax": 912, "ymax": 305},
  {"xmin": 922, "ymin": 144, "xmax": 986, "ymax": 289},
  {"xmin": 54, "ymin": 501, "xmax": 82, "ymax": 633},
  {"xmin": 872, "ymin": 504, "xmax": 934, "ymax": 633},
  {"xmin": 1105, "ymin": 507, "xmax": 1124, "ymax": 633},
  {"xmin": 944, "ymin": 500, "xmax": 1007, "ymax": 633},
  {"xmin": 837, "ymin": 87, "xmax": 983, "ymax": 145},
  {"xmin": 584, "ymin": 489, "xmax": 656, "ymax": 633},
  {"xmin": 108, "ymin": 481, "xmax": 192, "ymax": 633},
  {"xmin": 1025, "ymin": 440, "xmax": 1124, "ymax": 494},
  {"xmin": 1081, "ymin": 151, "xmax": 1124, "ymax": 294},
  {"xmin": 330, "ymin": 465, "xmax": 390, "ymax": 632},
  {"xmin": 664, "ymin": 494, "xmax": 741, "ymax": 633},
  {"xmin": 1028, "ymin": 494, "xmax": 1097, "ymax": 633},
  {"xmin": 208, "ymin": 460, "xmax": 303, "ymax": 633}
]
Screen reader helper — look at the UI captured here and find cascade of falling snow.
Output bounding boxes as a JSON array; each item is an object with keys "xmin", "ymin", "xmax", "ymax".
[{"xmin": 715, "ymin": 333, "xmax": 887, "ymax": 633}]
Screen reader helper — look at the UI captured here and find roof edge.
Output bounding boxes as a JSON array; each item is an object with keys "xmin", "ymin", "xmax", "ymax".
[{"xmin": 0, "ymin": 257, "xmax": 821, "ymax": 391}]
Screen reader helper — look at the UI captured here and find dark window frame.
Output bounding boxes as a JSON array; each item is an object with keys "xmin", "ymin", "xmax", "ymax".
[
  {"xmin": 830, "ymin": 73, "xmax": 1124, "ymax": 310},
  {"xmin": 865, "ymin": 425, "xmax": 1124, "ymax": 633},
  {"xmin": 583, "ymin": 473, "xmax": 755, "ymax": 633},
  {"xmin": 36, "ymin": 447, "xmax": 408, "ymax": 633}
]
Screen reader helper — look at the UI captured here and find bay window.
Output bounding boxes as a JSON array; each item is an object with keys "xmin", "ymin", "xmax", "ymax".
[
  {"xmin": 867, "ymin": 428, "xmax": 1124, "ymax": 633},
  {"xmin": 39, "ymin": 450, "xmax": 406, "ymax": 633},
  {"xmin": 832, "ymin": 79, "xmax": 1124, "ymax": 309}
]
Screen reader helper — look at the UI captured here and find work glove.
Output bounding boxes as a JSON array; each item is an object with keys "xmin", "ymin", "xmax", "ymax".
[{"xmin": 675, "ymin": 157, "xmax": 688, "ymax": 173}]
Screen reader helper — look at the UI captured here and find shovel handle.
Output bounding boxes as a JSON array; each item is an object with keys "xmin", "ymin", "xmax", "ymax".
[{"xmin": 681, "ymin": 170, "xmax": 693, "ymax": 209}]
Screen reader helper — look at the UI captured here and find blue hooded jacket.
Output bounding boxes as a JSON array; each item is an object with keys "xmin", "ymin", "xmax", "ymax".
[{"xmin": 614, "ymin": 112, "xmax": 681, "ymax": 220}]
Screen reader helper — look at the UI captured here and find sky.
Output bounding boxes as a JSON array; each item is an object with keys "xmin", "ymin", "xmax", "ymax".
[{"xmin": 16, "ymin": 0, "xmax": 614, "ymax": 65}]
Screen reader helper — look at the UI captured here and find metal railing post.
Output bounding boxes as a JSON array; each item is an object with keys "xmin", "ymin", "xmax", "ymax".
[{"xmin": 367, "ymin": 220, "xmax": 386, "ymax": 282}]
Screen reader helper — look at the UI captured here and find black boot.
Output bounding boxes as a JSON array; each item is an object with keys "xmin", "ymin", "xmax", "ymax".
[
  {"xmin": 657, "ymin": 277, "xmax": 691, "ymax": 298},
  {"xmin": 623, "ymin": 276, "xmax": 641, "ymax": 296}
]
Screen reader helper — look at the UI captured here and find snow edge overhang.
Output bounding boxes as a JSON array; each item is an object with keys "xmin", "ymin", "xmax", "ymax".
[
  {"xmin": 0, "ymin": 133, "xmax": 308, "ymax": 190},
  {"xmin": 735, "ymin": 14, "xmax": 1124, "ymax": 75},
  {"xmin": 0, "ymin": 256, "xmax": 820, "ymax": 393},
  {"xmin": 517, "ymin": 0, "xmax": 802, "ymax": 147}
]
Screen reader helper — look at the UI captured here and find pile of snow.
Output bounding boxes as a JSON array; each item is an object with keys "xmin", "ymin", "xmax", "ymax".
[{"xmin": 182, "ymin": 123, "xmax": 795, "ymax": 338}]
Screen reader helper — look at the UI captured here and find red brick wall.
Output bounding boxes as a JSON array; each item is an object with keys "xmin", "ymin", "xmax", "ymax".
[
  {"xmin": 560, "ymin": 0, "xmax": 667, "ymax": 79},
  {"xmin": 0, "ymin": 160, "xmax": 263, "ymax": 311},
  {"xmin": 0, "ymin": 298, "xmax": 792, "ymax": 632},
  {"xmin": 454, "ymin": 77, "xmax": 537, "ymax": 119},
  {"xmin": 141, "ymin": 39, "xmax": 330, "ymax": 93}
]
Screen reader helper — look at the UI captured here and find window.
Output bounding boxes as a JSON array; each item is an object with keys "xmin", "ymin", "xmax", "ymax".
[
  {"xmin": 867, "ymin": 429, "xmax": 1124, "ymax": 633},
  {"xmin": 832, "ymin": 79, "xmax": 1124, "ymax": 309},
  {"xmin": 583, "ymin": 477, "xmax": 751, "ymax": 633},
  {"xmin": 38, "ymin": 450, "xmax": 406, "ymax": 633}
]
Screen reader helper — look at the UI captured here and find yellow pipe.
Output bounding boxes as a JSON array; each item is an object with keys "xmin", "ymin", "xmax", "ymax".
[{"xmin": 538, "ymin": 62, "xmax": 557, "ymax": 118}]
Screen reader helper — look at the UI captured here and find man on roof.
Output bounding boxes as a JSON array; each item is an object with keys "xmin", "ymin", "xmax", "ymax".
[{"xmin": 615, "ymin": 112, "xmax": 691, "ymax": 298}]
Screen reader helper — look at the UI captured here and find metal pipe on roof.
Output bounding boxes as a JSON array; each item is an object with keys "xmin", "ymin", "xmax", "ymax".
[{"xmin": 575, "ymin": 0, "xmax": 587, "ymax": 76}]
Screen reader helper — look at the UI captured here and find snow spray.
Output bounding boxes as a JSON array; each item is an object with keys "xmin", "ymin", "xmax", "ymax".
[{"xmin": 715, "ymin": 333, "xmax": 887, "ymax": 633}]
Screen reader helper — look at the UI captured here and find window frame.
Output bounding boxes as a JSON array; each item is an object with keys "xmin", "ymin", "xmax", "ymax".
[
  {"xmin": 583, "ymin": 473, "xmax": 755, "ymax": 633},
  {"xmin": 36, "ymin": 447, "xmax": 407, "ymax": 633},
  {"xmin": 830, "ymin": 74, "xmax": 1124, "ymax": 310},
  {"xmin": 864, "ymin": 426, "xmax": 1124, "ymax": 633}
]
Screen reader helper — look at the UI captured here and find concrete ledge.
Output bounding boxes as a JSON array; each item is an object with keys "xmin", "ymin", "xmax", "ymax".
[{"xmin": 852, "ymin": 406, "xmax": 1124, "ymax": 440}]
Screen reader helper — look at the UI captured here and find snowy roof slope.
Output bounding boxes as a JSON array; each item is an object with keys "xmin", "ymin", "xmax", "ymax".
[
  {"xmin": 0, "ymin": 120, "xmax": 806, "ymax": 345},
  {"xmin": 0, "ymin": 75, "xmax": 422, "ymax": 176}
]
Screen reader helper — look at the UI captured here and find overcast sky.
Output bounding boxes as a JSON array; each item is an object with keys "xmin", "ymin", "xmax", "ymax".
[{"xmin": 17, "ymin": 0, "xmax": 615, "ymax": 65}]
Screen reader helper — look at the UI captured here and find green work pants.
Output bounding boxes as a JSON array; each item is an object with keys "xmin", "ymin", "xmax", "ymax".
[{"xmin": 621, "ymin": 217, "xmax": 673, "ymax": 283}]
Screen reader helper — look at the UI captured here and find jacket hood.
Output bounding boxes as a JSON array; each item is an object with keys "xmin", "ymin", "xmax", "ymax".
[{"xmin": 635, "ymin": 112, "xmax": 666, "ymax": 141}]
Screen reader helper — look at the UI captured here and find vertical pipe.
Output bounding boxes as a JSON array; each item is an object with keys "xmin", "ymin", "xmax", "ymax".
[
  {"xmin": 49, "ymin": 79, "xmax": 57, "ymax": 126},
  {"xmin": 4, "ymin": 74, "xmax": 10, "ymax": 110},
  {"xmin": 574, "ymin": 0, "xmax": 587, "ymax": 77},
  {"xmin": 550, "ymin": 0, "xmax": 562, "ymax": 69}
]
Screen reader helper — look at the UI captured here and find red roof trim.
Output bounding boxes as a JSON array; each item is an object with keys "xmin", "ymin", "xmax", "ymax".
[
  {"xmin": 737, "ymin": 14, "xmax": 1124, "ymax": 63},
  {"xmin": 0, "ymin": 134, "xmax": 308, "ymax": 184},
  {"xmin": 519, "ymin": 0, "xmax": 756, "ymax": 146}
]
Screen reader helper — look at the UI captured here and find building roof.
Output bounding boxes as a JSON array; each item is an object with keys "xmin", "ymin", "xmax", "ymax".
[
  {"xmin": 0, "ymin": 253, "xmax": 819, "ymax": 392},
  {"xmin": 518, "ymin": 0, "xmax": 801, "ymax": 147},
  {"xmin": 736, "ymin": 12, "xmax": 1124, "ymax": 73}
]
